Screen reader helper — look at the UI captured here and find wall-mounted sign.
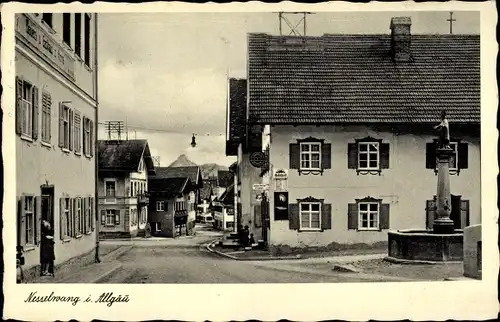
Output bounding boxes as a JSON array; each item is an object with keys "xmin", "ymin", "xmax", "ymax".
[
  {"xmin": 273, "ymin": 169, "xmax": 288, "ymax": 180},
  {"xmin": 274, "ymin": 192, "xmax": 289, "ymax": 221},
  {"xmin": 256, "ymin": 194, "xmax": 263, "ymax": 202},
  {"xmin": 249, "ymin": 151, "xmax": 266, "ymax": 168},
  {"xmin": 252, "ymin": 183, "xmax": 269, "ymax": 192}
]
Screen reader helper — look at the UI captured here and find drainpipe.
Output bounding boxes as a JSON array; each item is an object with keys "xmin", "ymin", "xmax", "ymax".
[{"xmin": 94, "ymin": 13, "xmax": 101, "ymax": 263}]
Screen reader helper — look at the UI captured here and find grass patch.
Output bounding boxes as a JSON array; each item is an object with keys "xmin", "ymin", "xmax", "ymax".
[{"xmin": 269, "ymin": 241, "xmax": 388, "ymax": 258}]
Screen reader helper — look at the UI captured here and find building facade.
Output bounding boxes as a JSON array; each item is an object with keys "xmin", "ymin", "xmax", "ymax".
[
  {"xmin": 97, "ymin": 140, "xmax": 155, "ymax": 238},
  {"xmin": 232, "ymin": 17, "xmax": 481, "ymax": 250},
  {"xmin": 15, "ymin": 12, "xmax": 99, "ymax": 277}
]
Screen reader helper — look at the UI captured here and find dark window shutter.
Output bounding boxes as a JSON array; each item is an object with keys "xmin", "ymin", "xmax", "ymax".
[
  {"xmin": 83, "ymin": 197, "xmax": 88, "ymax": 233},
  {"xmin": 90, "ymin": 120, "xmax": 94, "ymax": 157},
  {"xmin": 32, "ymin": 86, "xmax": 39, "ymax": 140},
  {"xmin": 34, "ymin": 196, "xmax": 41, "ymax": 245},
  {"xmin": 321, "ymin": 143, "xmax": 331, "ymax": 170},
  {"xmin": 91, "ymin": 198, "xmax": 95, "ymax": 231},
  {"xmin": 60, "ymin": 198, "xmax": 66, "ymax": 239},
  {"xmin": 20, "ymin": 196, "xmax": 27, "ymax": 246},
  {"xmin": 379, "ymin": 143, "xmax": 390, "ymax": 169},
  {"xmin": 68, "ymin": 109, "xmax": 74, "ymax": 151},
  {"xmin": 59, "ymin": 103, "xmax": 64, "ymax": 148},
  {"xmin": 426, "ymin": 142, "xmax": 437, "ymax": 169},
  {"xmin": 100, "ymin": 209, "xmax": 106, "ymax": 225},
  {"xmin": 17, "ymin": 199, "xmax": 22, "ymax": 246},
  {"xmin": 379, "ymin": 203, "xmax": 390, "ymax": 230},
  {"xmin": 460, "ymin": 200, "xmax": 470, "ymax": 229},
  {"xmin": 289, "ymin": 203, "xmax": 299, "ymax": 230},
  {"xmin": 347, "ymin": 143, "xmax": 358, "ymax": 169},
  {"xmin": 70, "ymin": 198, "xmax": 75, "ymax": 237},
  {"xmin": 289, "ymin": 143, "xmax": 300, "ymax": 169},
  {"xmin": 321, "ymin": 203, "xmax": 332, "ymax": 230},
  {"xmin": 458, "ymin": 142, "xmax": 468, "ymax": 170},
  {"xmin": 115, "ymin": 210, "xmax": 121, "ymax": 225},
  {"xmin": 347, "ymin": 203, "xmax": 358, "ymax": 229},
  {"xmin": 426, "ymin": 199, "xmax": 436, "ymax": 230},
  {"xmin": 16, "ymin": 77, "xmax": 23, "ymax": 135}
]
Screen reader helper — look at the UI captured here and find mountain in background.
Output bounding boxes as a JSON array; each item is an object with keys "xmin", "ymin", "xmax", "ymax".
[{"xmin": 167, "ymin": 154, "xmax": 228, "ymax": 179}]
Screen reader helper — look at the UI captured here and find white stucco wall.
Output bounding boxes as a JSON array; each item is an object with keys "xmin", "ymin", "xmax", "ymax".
[
  {"xmin": 268, "ymin": 125, "xmax": 481, "ymax": 247},
  {"xmin": 15, "ymin": 13, "xmax": 97, "ymax": 268}
]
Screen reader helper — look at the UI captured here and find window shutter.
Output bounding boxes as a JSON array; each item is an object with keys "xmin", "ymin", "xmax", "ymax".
[
  {"xmin": 458, "ymin": 142, "xmax": 468, "ymax": 170},
  {"xmin": 60, "ymin": 198, "xmax": 66, "ymax": 240},
  {"xmin": 15, "ymin": 77, "xmax": 23, "ymax": 135},
  {"xmin": 90, "ymin": 197, "xmax": 95, "ymax": 231},
  {"xmin": 321, "ymin": 203, "xmax": 332, "ymax": 230},
  {"xmin": 68, "ymin": 109, "xmax": 74, "ymax": 151},
  {"xmin": 34, "ymin": 196, "xmax": 41, "ymax": 245},
  {"xmin": 321, "ymin": 143, "xmax": 332, "ymax": 170},
  {"xmin": 83, "ymin": 197, "xmax": 88, "ymax": 234},
  {"xmin": 289, "ymin": 143, "xmax": 300, "ymax": 169},
  {"xmin": 347, "ymin": 203, "xmax": 358, "ymax": 229},
  {"xmin": 90, "ymin": 120, "xmax": 94, "ymax": 157},
  {"xmin": 74, "ymin": 111, "xmax": 81, "ymax": 154},
  {"xmin": 426, "ymin": 142, "xmax": 437, "ymax": 169},
  {"xmin": 58, "ymin": 103, "xmax": 64, "ymax": 147},
  {"xmin": 117, "ymin": 210, "xmax": 123, "ymax": 225},
  {"xmin": 70, "ymin": 198, "xmax": 75, "ymax": 237},
  {"xmin": 100, "ymin": 209, "xmax": 106, "ymax": 225},
  {"xmin": 254, "ymin": 204, "xmax": 262, "ymax": 228},
  {"xmin": 347, "ymin": 143, "xmax": 358, "ymax": 169},
  {"xmin": 379, "ymin": 143, "xmax": 390, "ymax": 169},
  {"xmin": 42, "ymin": 91, "xmax": 52, "ymax": 142},
  {"xmin": 460, "ymin": 200, "xmax": 470, "ymax": 229},
  {"xmin": 288, "ymin": 203, "xmax": 299, "ymax": 230},
  {"xmin": 379, "ymin": 203, "xmax": 390, "ymax": 230},
  {"xmin": 20, "ymin": 196, "xmax": 27, "ymax": 246},
  {"xmin": 32, "ymin": 86, "xmax": 39, "ymax": 140},
  {"xmin": 425, "ymin": 199, "xmax": 436, "ymax": 230}
]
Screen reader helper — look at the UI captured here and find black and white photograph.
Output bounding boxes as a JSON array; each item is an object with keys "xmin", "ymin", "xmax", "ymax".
[{"xmin": 2, "ymin": 1, "xmax": 497, "ymax": 321}]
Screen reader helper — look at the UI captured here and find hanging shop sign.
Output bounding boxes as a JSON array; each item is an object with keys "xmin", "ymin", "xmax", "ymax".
[
  {"xmin": 249, "ymin": 151, "xmax": 266, "ymax": 168},
  {"xmin": 273, "ymin": 169, "xmax": 288, "ymax": 180},
  {"xmin": 274, "ymin": 191, "xmax": 289, "ymax": 221}
]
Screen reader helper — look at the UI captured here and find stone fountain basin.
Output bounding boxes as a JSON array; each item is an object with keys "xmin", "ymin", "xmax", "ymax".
[{"xmin": 387, "ymin": 229, "xmax": 464, "ymax": 263}]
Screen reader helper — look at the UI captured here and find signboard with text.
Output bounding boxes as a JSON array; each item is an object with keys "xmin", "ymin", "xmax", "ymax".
[{"xmin": 274, "ymin": 191, "xmax": 289, "ymax": 221}]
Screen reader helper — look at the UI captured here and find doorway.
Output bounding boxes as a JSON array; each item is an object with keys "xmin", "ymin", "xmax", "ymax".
[{"xmin": 40, "ymin": 185, "xmax": 54, "ymax": 265}]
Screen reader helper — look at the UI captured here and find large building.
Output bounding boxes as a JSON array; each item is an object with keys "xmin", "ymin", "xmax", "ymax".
[
  {"xmin": 15, "ymin": 13, "xmax": 99, "ymax": 278},
  {"xmin": 227, "ymin": 17, "xmax": 480, "ymax": 251}
]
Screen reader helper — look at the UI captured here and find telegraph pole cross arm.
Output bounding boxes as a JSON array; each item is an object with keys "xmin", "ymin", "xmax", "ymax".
[
  {"xmin": 447, "ymin": 12, "xmax": 456, "ymax": 34},
  {"xmin": 275, "ymin": 11, "xmax": 315, "ymax": 36}
]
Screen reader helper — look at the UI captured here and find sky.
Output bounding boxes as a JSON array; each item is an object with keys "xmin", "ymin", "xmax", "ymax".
[{"xmin": 97, "ymin": 11, "xmax": 480, "ymax": 167}]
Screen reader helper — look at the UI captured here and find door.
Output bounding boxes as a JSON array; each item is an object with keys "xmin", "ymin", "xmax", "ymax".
[
  {"xmin": 450, "ymin": 194, "xmax": 462, "ymax": 229},
  {"xmin": 40, "ymin": 186, "xmax": 54, "ymax": 265}
]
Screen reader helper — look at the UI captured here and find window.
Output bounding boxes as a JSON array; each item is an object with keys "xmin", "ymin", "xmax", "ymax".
[
  {"xmin": 299, "ymin": 202, "xmax": 321, "ymax": 231},
  {"xmin": 105, "ymin": 181, "xmax": 116, "ymax": 202},
  {"xmin": 63, "ymin": 13, "xmax": 71, "ymax": 47},
  {"xmin": 426, "ymin": 139, "xmax": 468, "ymax": 174},
  {"xmin": 358, "ymin": 202, "xmax": 379, "ymax": 230},
  {"xmin": 74, "ymin": 111, "xmax": 82, "ymax": 154},
  {"xmin": 84, "ymin": 14, "xmax": 91, "ymax": 66},
  {"xmin": 106, "ymin": 209, "xmax": 116, "ymax": 226},
  {"xmin": 348, "ymin": 137, "xmax": 389, "ymax": 174},
  {"xmin": 42, "ymin": 13, "xmax": 53, "ymax": 28},
  {"xmin": 16, "ymin": 78, "xmax": 39, "ymax": 140},
  {"xmin": 41, "ymin": 91, "xmax": 51, "ymax": 143},
  {"xmin": 358, "ymin": 142, "xmax": 379, "ymax": 170},
  {"xmin": 157, "ymin": 201, "xmax": 165, "ymax": 212},
  {"xmin": 83, "ymin": 117, "xmax": 92, "ymax": 156},
  {"xmin": 24, "ymin": 196, "xmax": 35, "ymax": 245},
  {"xmin": 74, "ymin": 13, "xmax": 82, "ymax": 57},
  {"xmin": 289, "ymin": 137, "xmax": 331, "ymax": 174},
  {"xmin": 60, "ymin": 197, "xmax": 71, "ymax": 239},
  {"xmin": 300, "ymin": 142, "xmax": 321, "ymax": 171},
  {"xmin": 59, "ymin": 103, "xmax": 72, "ymax": 150},
  {"xmin": 74, "ymin": 198, "xmax": 82, "ymax": 236}
]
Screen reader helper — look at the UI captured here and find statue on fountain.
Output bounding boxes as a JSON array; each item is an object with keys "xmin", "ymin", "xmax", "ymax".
[{"xmin": 434, "ymin": 110, "xmax": 451, "ymax": 149}]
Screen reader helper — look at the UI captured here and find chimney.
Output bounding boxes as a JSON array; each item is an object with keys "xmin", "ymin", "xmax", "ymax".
[{"xmin": 390, "ymin": 17, "xmax": 412, "ymax": 62}]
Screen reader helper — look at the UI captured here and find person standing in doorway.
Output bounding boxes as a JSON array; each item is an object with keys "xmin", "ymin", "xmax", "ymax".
[{"xmin": 40, "ymin": 220, "xmax": 55, "ymax": 276}]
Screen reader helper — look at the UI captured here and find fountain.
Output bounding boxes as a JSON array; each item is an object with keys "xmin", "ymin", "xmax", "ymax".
[{"xmin": 387, "ymin": 111, "xmax": 464, "ymax": 263}]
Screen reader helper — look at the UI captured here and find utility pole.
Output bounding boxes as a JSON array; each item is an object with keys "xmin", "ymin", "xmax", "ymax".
[{"xmin": 447, "ymin": 12, "xmax": 456, "ymax": 34}]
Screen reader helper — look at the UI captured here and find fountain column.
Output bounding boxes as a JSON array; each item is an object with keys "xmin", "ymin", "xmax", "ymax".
[{"xmin": 433, "ymin": 146, "xmax": 455, "ymax": 234}]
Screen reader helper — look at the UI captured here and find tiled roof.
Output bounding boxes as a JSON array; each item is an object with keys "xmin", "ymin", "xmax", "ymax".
[
  {"xmin": 226, "ymin": 78, "xmax": 247, "ymax": 156},
  {"xmin": 98, "ymin": 139, "xmax": 155, "ymax": 174},
  {"xmin": 217, "ymin": 170, "xmax": 233, "ymax": 188},
  {"xmin": 152, "ymin": 166, "xmax": 201, "ymax": 185},
  {"xmin": 248, "ymin": 33, "xmax": 480, "ymax": 124},
  {"xmin": 219, "ymin": 183, "xmax": 235, "ymax": 206},
  {"xmin": 200, "ymin": 185, "xmax": 213, "ymax": 200},
  {"xmin": 148, "ymin": 177, "xmax": 190, "ymax": 198}
]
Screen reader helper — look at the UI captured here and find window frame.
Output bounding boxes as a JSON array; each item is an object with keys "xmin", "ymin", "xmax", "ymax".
[
  {"xmin": 104, "ymin": 179, "xmax": 117, "ymax": 203},
  {"xmin": 358, "ymin": 201, "xmax": 380, "ymax": 231},
  {"xmin": 74, "ymin": 197, "xmax": 82, "ymax": 237},
  {"xmin": 63, "ymin": 197, "xmax": 71, "ymax": 239},
  {"xmin": 41, "ymin": 91, "xmax": 51, "ymax": 144},
  {"xmin": 298, "ymin": 201, "xmax": 322, "ymax": 231},
  {"xmin": 62, "ymin": 13, "xmax": 71, "ymax": 47},
  {"xmin": 358, "ymin": 141, "xmax": 380, "ymax": 171},
  {"xmin": 105, "ymin": 209, "xmax": 116, "ymax": 226},
  {"xmin": 74, "ymin": 13, "xmax": 82, "ymax": 58},
  {"xmin": 62, "ymin": 104, "xmax": 71, "ymax": 150},
  {"xmin": 83, "ymin": 117, "xmax": 91, "ymax": 157},
  {"xmin": 21, "ymin": 80, "xmax": 34, "ymax": 139},
  {"xmin": 84, "ymin": 13, "xmax": 91, "ymax": 67},
  {"xmin": 299, "ymin": 142, "xmax": 322, "ymax": 171},
  {"xmin": 24, "ymin": 196, "xmax": 35, "ymax": 245},
  {"xmin": 157, "ymin": 201, "xmax": 165, "ymax": 212}
]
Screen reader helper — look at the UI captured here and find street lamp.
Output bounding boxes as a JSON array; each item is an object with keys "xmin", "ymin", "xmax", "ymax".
[{"xmin": 191, "ymin": 133, "xmax": 197, "ymax": 148}]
